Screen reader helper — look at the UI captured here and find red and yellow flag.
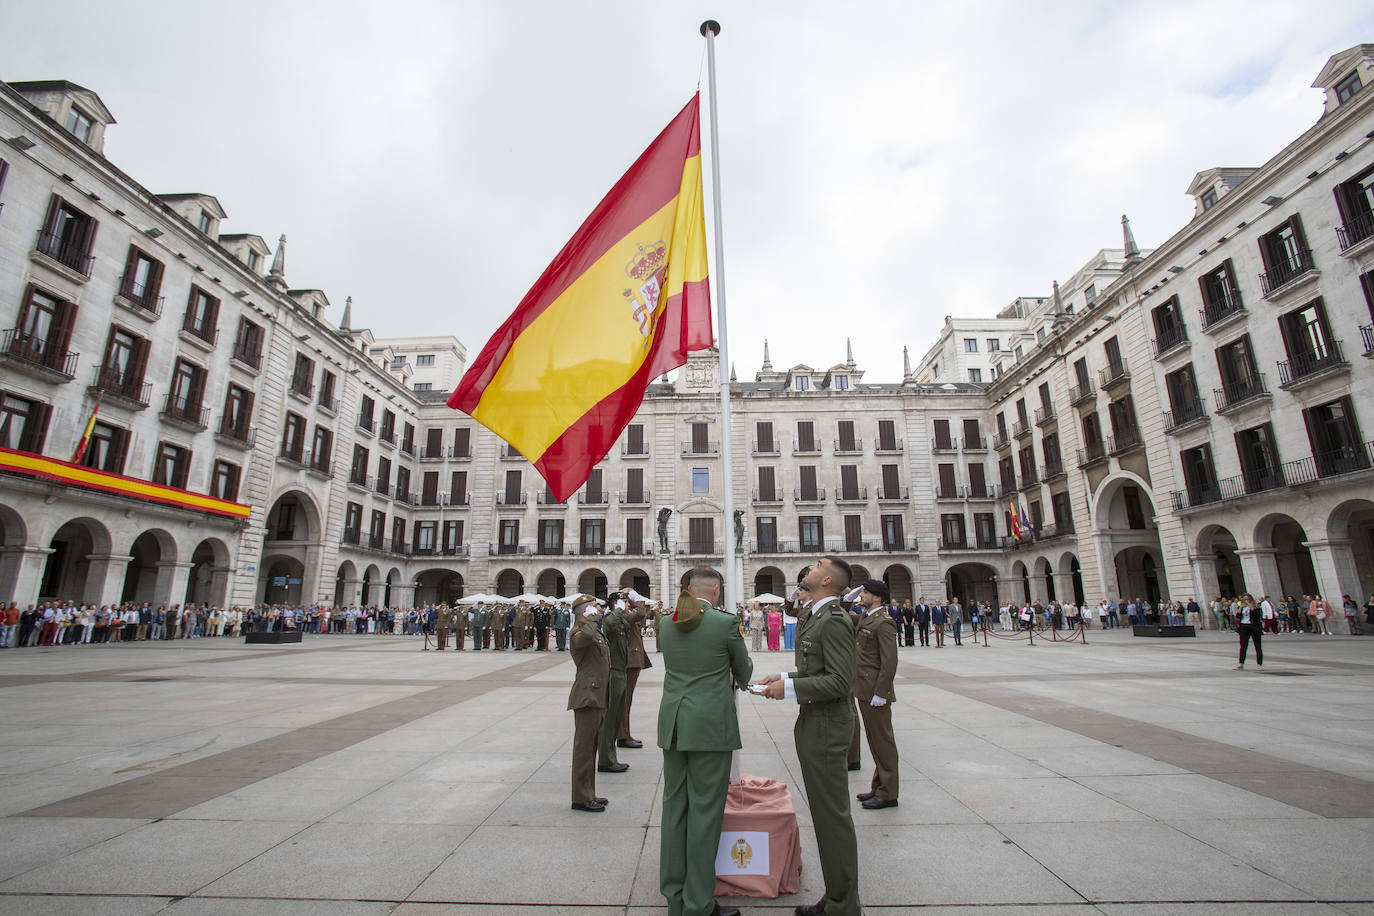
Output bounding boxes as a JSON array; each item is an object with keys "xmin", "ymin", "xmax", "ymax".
[
  {"xmin": 449, "ymin": 95, "xmax": 712, "ymax": 502},
  {"xmin": 71, "ymin": 397, "xmax": 100, "ymax": 464}
]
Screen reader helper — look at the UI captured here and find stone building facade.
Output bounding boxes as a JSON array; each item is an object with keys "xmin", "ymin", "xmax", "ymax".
[{"xmin": 1, "ymin": 47, "xmax": 1372, "ymax": 627}]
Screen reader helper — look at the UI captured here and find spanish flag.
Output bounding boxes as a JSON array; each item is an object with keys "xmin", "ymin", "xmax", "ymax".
[
  {"xmin": 71, "ymin": 396, "xmax": 100, "ymax": 464},
  {"xmin": 1008, "ymin": 497, "xmax": 1025, "ymax": 542},
  {"xmin": 449, "ymin": 95, "xmax": 712, "ymax": 502}
]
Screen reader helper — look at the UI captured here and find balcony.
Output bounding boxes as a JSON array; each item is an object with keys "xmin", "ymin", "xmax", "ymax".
[
  {"xmin": 1259, "ymin": 247, "xmax": 1317, "ymax": 298},
  {"xmin": 622, "ymin": 443, "xmax": 651, "ymax": 458},
  {"xmin": 341, "ymin": 530, "xmax": 362, "ymax": 548},
  {"xmin": 90, "ymin": 365, "xmax": 151, "ymax": 409},
  {"xmin": 992, "ymin": 431, "xmax": 1012, "ymax": 451},
  {"xmin": 34, "ymin": 229, "xmax": 94, "ymax": 278},
  {"xmin": 1077, "ymin": 444, "xmax": 1107, "ymax": 469},
  {"xmin": 834, "ymin": 487, "xmax": 868, "ymax": 504},
  {"xmin": 317, "ymin": 391, "xmax": 336, "ymax": 413},
  {"xmin": 1018, "ymin": 469, "xmax": 1040, "ymax": 490},
  {"xmin": 287, "ymin": 377, "xmax": 313, "ymax": 402},
  {"xmin": 390, "ymin": 539, "xmax": 410, "ymax": 556},
  {"xmin": 449, "ymin": 444, "xmax": 472, "ymax": 459},
  {"xmin": 1337, "ymin": 210, "xmax": 1374, "ymax": 254},
  {"xmin": 419, "ymin": 491, "xmax": 443, "ymax": 507},
  {"xmin": 1034, "ymin": 406, "xmax": 1057, "ymax": 428},
  {"xmin": 1151, "ymin": 329, "xmax": 1190, "ymax": 360},
  {"xmin": 1108, "ymin": 428, "xmax": 1143, "ymax": 456},
  {"xmin": 399, "ymin": 440, "xmax": 415, "ymax": 457},
  {"xmin": 1068, "ymin": 381, "xmax": 1095, "ymax": 408},
  {"xmin": 394, "ymin": 487, "xmax": 416, "ymax": 505},
  {"xmin": 347, "ymin": 468, "xmax": 368, "ymax": 488},
  {"xmin": 367, "ymin": 534, "xmax": 386, "ymax": 551},
  {"xmin": 378, "ymin": 428, "xmax": 397, "ymax": 447},
  {"xmin": 418, "ymin": 445, "xmax": 446, "ymax": 461},
  {"xmin": 1362, "ymin": 324, "xmax": 1374, "ymax": 357},
  {"xmin": 278, "ymin": 444, "xmax": 306, "ymax": 469},
  {"xmin": 1242, "ymin": 467, "xmax": 1287, "ymax": 495},
  {"xmin": 371, "ymin": 476, "xmax": 391, "ymax": 499},
  {"xmin": 500, "ymin": 445, "xmax": 523, "ymax": 460},
  {"xmin": 179, "ymin": 313, "xmax": 219, "ymax": 350},
  {"xmin": 791, "ymin": 441, "xmax": 822, "ymax": 456},
  {"xmin": 1163, "ymin": 398, "xmax": 1209, "ymax": 435},
  {"xmin": 496, "ymin": 491, "xmax": 527, "ymax": 506},
  {"xmin": 874, "ymin": 438, "xmax": 903, "ymax": 454},
  {"xmin": 1282, "ymin": 441, "xmax": 1374, "ymax": 487},
  {"xmin": 752, "ymin": 488, "xmax": 784, "ymax": 505},
  {"xmin": 793, "ymin": 488, "xmax": 826, "ymax": 503},
  {"xmin": 751, "ymin": 439, "xmax": 779, "ymax": 456},
  {"xmin": 440, "ymin": 545, "xmax": 469, "ymax": 557},
  {"xmin": 1214, "ymin": 374, "xmax": 1270, "ymax": 415},
  {"xmin": 876, "ymin": 486, "xmax": 909, "ymax": 502},
  {"xmin": 681, "ymin": 441, "xmax": 720, "ymax": 456},
  {"xmin": 967, "ymin": 484, "xmax": 999, "ymax": 500},
  {"xmin": 1, "ymin": 328, "xmax": 78, "ymax": 381},
  {"xmin": 1199, "ymin": 294, "xmax": 1247, "ymax": 334},
  {"xmin": 618, "ymin": 490, "xmax": 651, "ymax": 505},
  {"xmin": 536, "ymin": 491, "xmax": 569, "ymax": 507},
  {"xmin": 215, "ymin": 419, "xmax": 257, "ymax": 450},
  {"xmin": 1012, "ymin": 420, "xmax": 1032, "ymax": 441},
  {"xmin": 230, "ymin": 344, "xmax": 263, "ymax": 372},
  {"xmin": 935, "ymin": 485, "xmax": 963, "ymax": 501},
  {"xmin": 160, "ymin": 395, "xmax": 208, "ymax": 432},
  {"xmin": 1041, "ymin": 459, "xmax": 1065, "ymax": 482},
  {"xmin": 932, "ymin": 437, "xmax": 957, "ymax": 453},
  {"xmin": 832, "ymin": 438, "xmax": 863, "ymax": 455},
  {"xmin": 936, "ymin": 536, "xmax": 971, "ymax": 551},
  {"xmin": 356, "ymin": 414, "xmax": 375, "ymax": 435},
  {"xmin": 307, "ymin": 458, "xmax": 334, "ymax": 480},
  {"xmin": 447, "ymin": 493, "xmax": 470, "ymax": 507},
  {"xmin": 962, "ymin": 436, "xmax": 986, "ymax": 452},
  {"xmin": 578, "ymin": 491, "xmax": 609, "ymax": 506},
  {"xmin": 678, "ymin": 541, "xmax": 721, "ymax": 556},
  {"xmin": 1277, "ymin": 341, "xmax": 1349, "ymax": 389},
  {"xmin": 1098, "ymin": 359, "xmax": 1130, "ymax": 391}
]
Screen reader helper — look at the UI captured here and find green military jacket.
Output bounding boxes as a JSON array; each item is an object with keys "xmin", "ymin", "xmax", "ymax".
[
  {"xmin": 853, "ymin": 607, "xmax": 897, "ymax": 703},
  {"xmin": 567, "ymin": 618, "xmax": 610, "ymax": 710},
  {"xmin": 624, "ymin": 600, "xmax": 652, "ymax": 670},
  {"xmin": 789, "ymin": 595, "xmax": 857, "ymax": 705},
  {"xmin": 657, "ymin": 600, "xmax": 753, "ymax": 751},
  {"xmin": 602, "ymin": 606, "xmax": 629, "ymax": 673},
  {"xmin": 472, "ymin": 606, "xmax": 488, "ymax": 629}
]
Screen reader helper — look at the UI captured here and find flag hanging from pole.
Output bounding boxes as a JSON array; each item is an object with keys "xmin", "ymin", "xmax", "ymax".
[
  {"xmin": 71, "ymin": 397, "xmax": 100, "ymax": 464},
  {"xmin": 1008, "ymin": 497, "xmax": 1025, "ymax": 542},
  {"xmin": 1020, "ymin": 504, "xmax": 1035, "ymax": 540},
  {"xmin": 448, "ymin": 94, "xmax": 712, "ymax": 502}
]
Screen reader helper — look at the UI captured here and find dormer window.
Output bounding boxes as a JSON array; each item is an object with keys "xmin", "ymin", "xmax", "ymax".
[
  {"xmin": 1200, "ymin": 188, "xmax": 1218, "ymax": 211},
  {"xmin": 392, "ymin": 355, "xmax": 407, "ymax": 368},
  {"xmin": 1336, "ymin": 70, "xmax": 1363, "ymax": 104},
  {"xmin": 64, "ymin": 106, "xmax": 93, "ymax": 143},
  {"xmin": 247, "ymin": 250, "xmax": 261, "ymax": 272},
  {"xmin": 197, "ymin": 210, "xmax": 213, "ymax": 234},
  {"xmin": 794, "ymin": 376, "xmax": 808, "ymax": 391},
  {"xmin": 834, "ymin": 375, "xmax": 849, "ymax": 390}
]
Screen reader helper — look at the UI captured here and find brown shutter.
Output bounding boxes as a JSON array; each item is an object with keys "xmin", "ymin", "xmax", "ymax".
[
  {"xmin": 147, "ymin": 257, "xmax": 165, "ymax": 302},
  {"xmin": 204, "ymin": 294, "xmax": 220, "ymax": 336},
  {"xmin": 426, "ymin": 427, "xmax": 443, "ymax": 456},
  {"xmin": 41, "ymin": 194, "xmax": 61, "ymax": 237},
  {"xmin": 48, "ymin": 298, "xmax": 79, "ymax": 370},
  {"xmin": 19, "ymin": 401, "xmax": 52, "ymax": 453},
  {"xmin": 188, "ymin": 365, "xmax": 206, "ymax": 412},
  {"xmin": 110, "ymin": 426, "xmax": 129, "ymax": 473},
  {"xmin": 128, "ymin": 337, "xmax": 150, "ymax": 396},
  {"xmin": 120, "ymin": 246, "xmax": 140, "ymax": 297}
]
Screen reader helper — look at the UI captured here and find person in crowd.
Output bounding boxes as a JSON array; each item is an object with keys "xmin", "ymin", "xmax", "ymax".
[
  {"xmin": 1235, "ymin": 594, "xmax": 1263, "ymax": 670},
  {"xmin": 766, "ymin": 604, "xmax": 782, "ymax": 651}
]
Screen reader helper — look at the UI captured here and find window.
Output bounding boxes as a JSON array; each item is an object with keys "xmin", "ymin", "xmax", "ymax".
[
  {"xmin": 987, "ymin": 338, "xmax": 1000, "ymax": 352},
  {"xmin": 837, "ymin": 419, "xmax": 856, "ymax": 451},
  {"xmin": 1199, "ymin": 259, "xmax": 1243, "ymax": 323},
  {"xmin": 691, "ymin": 467, "xmax": 709, "ymax": 493},
  {"xmin": 539, "ymin": 519, "xmax": 564, "ymax": 554},
  {"xmin": 881, "ymin": 514, "xmax": 904, "ymax": 550},
  {"xmin": 626, "ymin": 423, "xmax": 646, "ymax": 455},
  {"xmin": 350, "ymin": 445, "xmax": 369, "ymax": 485},
  {"xmin": 502, "ymin": 469, "xmax": 521, "ymax": 503},
  {"xmin": 1151, "ymin": 296, "xmax": 1187, "ymax": 352},
  {"xmin": 182, "ymin": 286, "xmax": 219, "ymax": 343},
  {"xmin": 416, "ymin": 354, "xmax": 435, "ymax": 366},
  {"xmin": 933, "ymin": 418, "xmax": 953, "ymax": 450},
  {"xmin": 98, "ymin": 327, "xmax": 150, "ymax": 400},
  {"xmin": 756, "ymin": 516, "xmax": 777, "ymax": 552},
  {"xmin": 1336, "ymin": 70, "xmax": 1363, "ymax": 104},
  {"xmin": 968, "ymin": 462, "xmax": 987, "ymax": 497},
  {"xmin": 64, "ymin": 105, "xmax": 93, "ymax": 143},
  {"xmin": 1303, "ymin": 396, "xmax": 1367, "ymax": 477},
  {"xmin": 343, "ymin": 503, "xmax": 363, "ymax": 543},
  {"xmin": 843, "ymin": 515, "xmax": 863, "ymax": 551},
  {"xmin": 421, "ymin": 471, "xmax": 440, "ymax": 506},
  {"xmin": 1036, "ymin": 327, "xmax": 1046, "ymax": 342},
  {"xmin": 941, "ymin": 514, "xmax": 966, "ymax": 548},
  {"xmin": 1258, "ymin": 215, "xmax": 1312, "ymax": 291},
  {"xmin": 391, "ymin": 517, "xmax": 407, "ymax": 552},
  {"xmin": 798, "ymin": 516, "xmax": 823, "ymax": 552},
  {"xmin": 153, "ymin": 441, "xmax": 191, "ymax": 489},
  {"xmin": 1108, "ymin": 395, "xmax": 1139, "ymax": 442},
  {"xmin": 413, "ymin": 383, "xmax": 433, "ymax": 392},
  {"xmin": 1165, "ymin": 365, "xmax": 1202, "ymax": 421},
  {"xmin": 964, "ymin": 338, "xmax": 978, "ymax": 353},
  {"xmin": 391, "ymin": 355, "xmax": 407, "ymax": 368},
  {"xmin": 291, "ymin": 353, "xmax": 315, "ymax": 397},
  {"xmin": 369, "ymin": 510, "xmax": 386, "ymax": 549},
  {"xmin": 626, "ymin": 467, "xmax": 645, "ymax": 503},
  {"xmin": 37, "ymin": 195, "xmax": 97, "ymax": 275},
  {"xmin": 318, "ymin": 370, "xmax": 336, "ymax": 409},
  {"xmin": 968, "ymin": 368, "xmax": 982, "ymax": 383},
  {"xmin": 626, "ymin": 518, "xmax": 644, "ymax": 554},
  {"xmin": 580, "ymin": 518, "xmax": 605, "ymax": 555},
  {"xmin": 877, "ymin": 420, "xmax": 898, "ymax": 451},
  {"xmin": 0, "ymin": 392, "xmax": 52, "ymax": 453},
  {"xmin": 974, "ymin": 513, "xmax": 996, "ymax": 548},
  {"xmin": 380, "ymin": 410, "xmax": 396, "ymax": 443},
  {"xmin": 1081, "ymin": 412, "xmax": 1103, "ymax": 450},
  {"xmin": 1013, "ymin": 346, "xmax": 1023, "ymax": 360},
  {"xmin": 998, "ymin": 455, "xmax": 1016, "ymax": 490},
  {"xmin": 450, "ymin": 470, "xmax": 468, "ymax": 504},
  {"xmin": 0, "ymin": 158, "xmax": 7, "ymax": 197},
  {"xmin": 79, "ymin": 420, "xmax": 128, "ymax": 472},
  {"xmin": 221, "ymin": 384, "xmax": 253, "ymax": 440},
  {"xmin": 166, "ymin": 358, "xmax": 207, "ymax": 421},
  {"xmin": 11, "ymin": 284, "xmax": 78, "ymax": 371},
  {"xmin": 1038, "ymin": 382, "xmax": 1053, "ymax": 415},
  {"xmin": 1042, "ymin": 433, "xmax": 1062, "ymax": 472},
  {"xmin": 839, "ymin": 465, "xmax": 860, "ymax": 500},
  {"xmin": 1181, "ymin": 444, "xmax": 1218, "ymax": 504},
  {"xmin": 1104, "ymin": 336, "xmax": 1123, "ymax": 372},
  {"xmin": 395, "ymin": 466, "xmax": 411, "ymax": 500},
  {"xmin": 757, "ymin": 466, "xmax": 777, "ymax": 501},
  {"xmin": 414, "ymin": 522, "xmax": 437, "ymax": 553},
  {"xmin": 357, "ymin": 395, "xmax": 376, "ymax": 432},
  {"xmin": 1278, "ymin": 298, "xmax": 1338, "ymax": 380},
  {"xmin": 246, "ymin": 250, "xmax": 261, "ymax": 272},
  {"xmin": 232, "ymin": 317, "xmax": 264, "ymax": 369},
  {"xmin": 931, "ymin": 362, "xmax": 939, "ymax": 378},
  {"xmin": 689, "ymin": 517, "xmax": 714, "ymax": 554},
  {"xmin": 794, "ymin": 375, "xmax": 809, "ymax": 391},
  {"xmin": 119, "ymin": 246, "xmax": 164, "ymax": 309},
  {"xmin": 690, "ymin": 421, "xmax": 709, "ymax": 453},
  {"xmin": 1335, "ymin": 164, "xmax": 1374, "ymax": 248},
  {"xmin": 500, "ymin": 519, "xmax": 519, "ymax": 554},
  {"xmin": 1050, "ymin": 491, "xmax": 1072, "ymax": 534},
  {"xmin": 1215, "ymin": 335, "xmax": 1261, "ymax": 402},
  {"xmin": 1084, "ymin": 285, "xmax": 1097, "ymax": 304},
  {"xmin": 311, "ymin": 427, "xmax": 333, "ymax": 470},
  {"xmin": 281, "ymin": 413, "xmax": 306, "ymax": 462},
  {"xmin": 452, "ymin": 426, "xmax": 470, "ymax": 457},
  {"xmin": 1015, "ymin": 399, "xmax": 1029, "ymax": 425},
  {"xmin": 210, "ymin": 461, "xmax": 241, "ymax": 501},
  {"xmin": 833, "ymin": 375, "xmax": 849, "ymax": 390},
  {"xmin": 798, "ymin": 465, "xmax": 819, "ymax": 500},
  {"xmin": 583, "ymin": 468, "xmax": 604, "ymax": 503},
  {"xmin": 1235, "ymin": 422, "xmax": 1283, "ymax": 493},
  {"xmin": 937, "ymin": 463, "xmax": 957, "ymax": 498},
  {"xmin": 402, "ymin": 422, "xmax": 415, "ymax": 453},
  {"xmin": 443, "ymin": 520, "xmax": 464, "ymax": 552},
  {"xmin": 1200, "ymin": 188, "xmax": 1218, "ymax": 210},
  {"xmin": 1018, "ymin": 446, "xmax": 1035, "ymax": 482},
  {"xmin": 197, "ymin": 210, "xmax": 213, "ymax": 234}
]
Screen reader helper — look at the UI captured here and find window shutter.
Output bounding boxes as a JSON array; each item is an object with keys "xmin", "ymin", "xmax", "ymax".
[
  {"xmin": 19, "ymin": 401, "xmax": 52, "ymax": 453},
  {"xmin": 110, "ymin": 427, "xmax": 129, "ymax": 473},
  {"xmin": 48, "ymin": 298, "xmax": 79, "ymax": 370},
  {"xmin": 147, "ymin": 257, "xmax": 164, "ymax": 301},
  {"xmin": 239, "ymin": 389, "xmax": 255, "ymax": 436},
  {"xmin": 41, "ymin": 194, "xmax": 61, "ymax": 237},
  {"xmin": 120, "ymin": 246, "xmax": 140, "ymax": 297},
  {"xmin": 129, "ymin": 337, "xmax": 150, "ymax": 393},
  {"xmin": 204, "ymin": 295, "xmax": 220, "ymax": 334},
  {"xmin": 188, "ymin": 365, "xmax": 206, "ymax": 412}
]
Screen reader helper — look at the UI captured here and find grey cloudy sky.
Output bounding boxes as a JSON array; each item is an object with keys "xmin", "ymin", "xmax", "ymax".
[{"xmin": 5, "ymin": 1, "xmax": 1373, "ymax": 382}]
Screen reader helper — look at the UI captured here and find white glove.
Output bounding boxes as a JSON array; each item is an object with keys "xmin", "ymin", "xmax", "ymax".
[
  {"xmin": 869, "ymin": 696, "xmax": 888, "ymax": 707},
  {"xmin": 788, "ymin": 586, "xmax": 802, "ymax": 603},
  {"xmin": 615, "ymin": 599, "xmax": 627, "ymax": 611},
  {"xmin": 626, "ymin": 588, "xmax": 645, "ymax": 603},
  {"xmin": 844, "ymin": 586, "xmax": 864, "ymax": 602}
]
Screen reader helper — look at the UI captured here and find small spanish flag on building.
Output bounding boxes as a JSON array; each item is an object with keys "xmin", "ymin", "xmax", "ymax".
[
  {"xmin": 71, "ymin": 395, "xmax": 100, "ymax": 464},
  {"xmin": 449, "ymin": 95, "xmax": 712, "ymax": 502},
  {"xmin": 1008, "ymin": 497, "xmax": 1025, "ymax": 542}
]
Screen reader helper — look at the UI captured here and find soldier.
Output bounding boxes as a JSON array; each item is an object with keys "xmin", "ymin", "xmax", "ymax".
[
  {"xmin": 567, "ymin": 595, "xmax": 610, "ymax": 812},
  {"xmin": 618, "ymin": 588, "xmax": 652, "ymax": 749},
  {"xmin": 597, "ymin": 594, "xmax": 631, "ymax": 774},
  {"xmin": 471, "ymin": 601, "xmax": 487, "ymax": 649},
  {"xmin": 658, "ymin": 567, "xmax": 751, "ymax": 916},
  {"xmin": 848, "ymin": 579, "xmax": 899, "ymax": 809},
  {"xmin": 553, "ymin": 601, "xmax": 572, "ymax": 651},
  {"xmin": 453, "ymin": 604, "xmax": 467, "ymax": 650},
  {"xmin": 755, "ymin": 556, "xmax": 862, "ymax": 916},
  {"xmin": 434, "ymin": 604, "xmax": 451, "ymax": 650},
  {"xmin": 533, "ymin": 603, "xmax": 550, "ymax": 650}
]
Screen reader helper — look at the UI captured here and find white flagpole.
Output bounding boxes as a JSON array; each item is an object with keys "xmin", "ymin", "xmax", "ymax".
[{"xmin": 700, "ymin": 19, "xmax": 742, "ymax": 787}]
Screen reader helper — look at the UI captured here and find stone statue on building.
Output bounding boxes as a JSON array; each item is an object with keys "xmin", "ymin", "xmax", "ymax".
[
  {"xmin": 657, "ymin": 508, "xmax": 672, "ymax": 553},
  {"xmin": 734, "ymin": 509, "xmax": 745, "ymax": 552}
]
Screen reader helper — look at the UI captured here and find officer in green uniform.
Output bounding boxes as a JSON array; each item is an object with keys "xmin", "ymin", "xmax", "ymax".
[
  {"xmin": 434, "ymin": 605, "xmax": 451, "ymax": 650},
  {"xmin": 756, "ymin": 556, "xmax": 861, "ymax": 916},
  {"xmin": 597, "ymin": 593, "xmax": 631, "ymax": 773},
  {"xmin": 568, "ymin": 594, "xmax": 610, "ymax": 812},
  {"xmin": 619, "ymin": 588, "xmax": 653, "ymax": 748},
  {"xmin": 470, "ymin": 602, "xmax": 487, "ymax": 649},
  {"xmin": 553, "ymin": 602, "xmax": 572, "ymax": 651},
  {"xmin": 659, "ymin": 567, "xmax": 751, "ymax": 916}
]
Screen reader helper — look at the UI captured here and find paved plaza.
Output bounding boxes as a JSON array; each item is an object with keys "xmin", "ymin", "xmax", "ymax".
[{"xmin": 0, "ymin": 627, "xmax": 1371, "ymax": 915}]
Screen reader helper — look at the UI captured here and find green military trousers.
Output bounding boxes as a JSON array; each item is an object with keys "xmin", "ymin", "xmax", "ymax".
[
  {"xmin": 660, "ymin": 747, "xmax": 731, "ymax": 916},
  {"xmin": 796, "ymin": 701, "xmax": 861, "ymax": 916},
  {"xmin": 598, "ymin": 669, "xmax": 627, "ymax": 766}
]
